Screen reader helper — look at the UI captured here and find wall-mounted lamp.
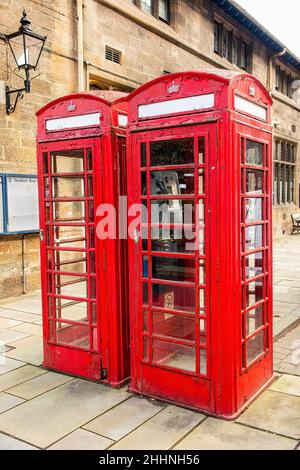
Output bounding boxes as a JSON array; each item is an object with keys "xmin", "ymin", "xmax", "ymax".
[{"xmin": 4, "ymin": 10, "xmax": 47, "ymax": 114}]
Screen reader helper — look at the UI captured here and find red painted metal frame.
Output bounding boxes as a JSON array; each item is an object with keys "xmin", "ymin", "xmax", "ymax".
[
  {"xmin": 127, "ymin": 70, "xmax": 273, "ymax": 418},
  {"xmin": 36, "ymin": 92, "xmax": 129, "ymax": 386}
]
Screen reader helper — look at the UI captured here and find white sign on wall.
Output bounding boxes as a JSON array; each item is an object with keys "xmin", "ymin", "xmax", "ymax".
[{"xmin": 6, "ymin": 176, "xmax": 39, "ymax": 233}]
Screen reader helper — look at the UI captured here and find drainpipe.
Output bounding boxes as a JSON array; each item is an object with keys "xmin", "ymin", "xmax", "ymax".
[
  {"xmin": 77, "ymin": 0, "xmax": 84, "ymax": 91},
  {"xmin": 268, "ymin": 47, "xmax": 287, "ymax": 93}
]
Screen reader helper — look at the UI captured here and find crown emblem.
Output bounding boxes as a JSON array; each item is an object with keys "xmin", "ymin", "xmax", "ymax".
[
  {"xmin": 249, "ymin": 85, "xmax": 256, "ymax": 97},
  {"xmin": 167, "ymin": 81, "xmax": 180, "ymax": 94},
  {"xmin": 67, "ymin": 101, "xmax": 76, "ymax": 112}
]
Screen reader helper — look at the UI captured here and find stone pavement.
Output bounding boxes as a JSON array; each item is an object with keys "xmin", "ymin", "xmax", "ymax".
[{"xmin": 0, "ymin": 235, "xmax": 299, "ymax": 450}]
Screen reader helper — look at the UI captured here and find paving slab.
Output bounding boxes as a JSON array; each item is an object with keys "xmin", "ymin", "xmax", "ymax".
[
  {"xmin": 0, "ymin": 365, "xmax": 47, "ymax": 392},
  {"xmin": 276, "ymin": 363, "xmax": 300, "ymax": 376},
  {"xmin": 48, "ymin": 429, "xmax": 113, "ymax": 450},
  {"xmin": 0, "ymin": 393, "xmax": 25, "ymax": 413},
  {"xmin": 0, "ymin": 379, "xmax": 130, "ymax": 448},
  {"xmin": 0, "ymin": 310, "xmax": 41, "ymax": 323},
  {"xmin": 0, "ymin": 358, "xmax": 25, "ymax": 376},
  {"xmin": 0, "ymin": 298, "xmax": 42, "ymax": 315},
  {"xmin": 174, "ymin": 417, "xmax": 297, "ymax": 450},
  {"xmin": 7, "ymin": 371, "xmax": 74, "ymax": 399},
  {"xmin": 4, "ymin": 336, "xmax": 43, "ymax": 366},
  {"xmin": 0, "ymin": 327, "xmax": 30, "ymax": 345},
  {"xmin": 111, "ymin": 405, "xmax": 205, "ymax": 450},
  {"xmin": 237, "ymin": 390, "xmax": 300, "ymax": 439},
  {"xmin": 270, "ymin": 375, "xmax": 300, "ymax": 397},
  {"xmin": 0, "ymin": 432, "xmax": 38, "ymax": 450},
  {"xmin": 10, "ymin": 323, "xmax": 42, "ymax": 337},
  {"xmin": 84, "ymin": 396, "xmax": 165, "ymax": 441},
  {"xmin": 0, "ymin": 318, "xmax": 23, "ymax": 329}
]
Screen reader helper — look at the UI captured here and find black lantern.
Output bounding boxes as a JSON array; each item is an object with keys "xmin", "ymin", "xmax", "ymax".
[{"xmin": 5, "ymin": 11, "xmax": 47, "ymax": 114}]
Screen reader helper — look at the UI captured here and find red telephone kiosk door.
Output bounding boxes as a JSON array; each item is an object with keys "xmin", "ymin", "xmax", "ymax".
[
  {"xmin": 128, "ymin": 123, "xmax": 218, "ymax": 413},
  {"xmin": 37, "ymin": 92, "xmax": 128, "ymax": 382},
  {"xmin": 127, "ymin": 70, "xmax": 273, "ymax": 418},
  {"xmin": 38, "ymin": 138, "xmax": 103, "ymax": 380}
]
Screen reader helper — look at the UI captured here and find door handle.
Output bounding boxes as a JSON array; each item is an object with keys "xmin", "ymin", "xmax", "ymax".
[{"xmin": 40, "ymin": 229, "xmax": 44, "ymax": 242}]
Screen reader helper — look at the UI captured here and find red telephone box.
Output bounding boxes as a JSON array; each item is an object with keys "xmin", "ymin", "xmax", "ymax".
[
  {"xmin": 127, "ymin": 70, "xmax": 273, "ymax": 418},
  {"xmin": 36, "ymin": 91, "xmax": 129, "ymax": 386}
]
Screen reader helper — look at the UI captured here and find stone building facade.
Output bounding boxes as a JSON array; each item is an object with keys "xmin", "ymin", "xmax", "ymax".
[{"xmin": 0, "ymin": 0, "xmax": 299, "ymax": 298}]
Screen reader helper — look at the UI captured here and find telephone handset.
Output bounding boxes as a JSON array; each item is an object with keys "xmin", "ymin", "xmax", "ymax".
[{"xmin": 151, "ymin": 171, "xmax": 182, "ymax": 253}]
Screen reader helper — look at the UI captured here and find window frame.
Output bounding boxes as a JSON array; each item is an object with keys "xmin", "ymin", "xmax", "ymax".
[
  {"xmin": 131, "ymin": 0, "xmax": 171, "ymax": 24},
  {"xmin": 213, "ymin": 19, "xmax": 252, "ymax": 72},
  {"xmin": 273, "ymin": 140, "xmax": 296, "ymax": 206},
  {"xmin": 275, "ymin": 65, "xmax": 295, "ymax": 99}
]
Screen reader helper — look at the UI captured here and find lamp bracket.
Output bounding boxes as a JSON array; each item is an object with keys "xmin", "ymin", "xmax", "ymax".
[{"xmin": 6, "ymin": 86, "xmax": 26, "ymax": 114}]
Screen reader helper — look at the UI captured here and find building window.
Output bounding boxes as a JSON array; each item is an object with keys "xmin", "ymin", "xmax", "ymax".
[
  {"xmin": 158, "ymin": 0, "xmax": 170, "ymax": 23},
  {"xmin": 130, "ymin": 0, "xmax": 170, "ymax": 24},
  {"xmin": 275, "ymin": 66, "xmax": 295, "ymax": 99},
  {"xmin": 273, "ymin": 140, "xmax": 296, "ymax": 205},
  {"xmin": 141, "ymin": 0, "xmax": 153, "ymax": 14},
  {"xmin": 214, "ymin": 21, "xmax": 252, "ymax": 72}
]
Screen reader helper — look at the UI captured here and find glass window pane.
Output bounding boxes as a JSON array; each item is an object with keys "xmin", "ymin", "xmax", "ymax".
[
  {"xmin": 246, "ymin": 330, "xmax": 264, "ymax": 365},
  {"xmin": 143, "ymin": 336, "xmax": 149, "ymax": 361},
  {"xmin": 141, "ymin": 143, "xmax": 147, "ymax": 167},
  {"xmin": 198, "ymin": 137, "xmax": 205, "ymax": 163},
  {"xmin": 153, "ymin": 339, "xmax": 196, "ymax": 372},
  {"xmin": 246, "ymin": 304, "xmax": 264, "ymax": 336},
  {"xmin": 150, "ymin": 170, "xmax": 194, "ymax": 195},
  {"xmin": 198, "ymin": 200, "xmax": 205, "ymax": 225},
  {"xmin": 245, "ymin": 252, "xmax": 263, "ymax": 280},
  {"xmin": 142, "ymin": 255, "xmax": 149, "ymax": 278},
  {"xmin": 143, "ymin": 282, "xmax": 148, "ymax": 305},
  {"xmin": 245, "ymin": 225, "xmax": 263, "ymax": 251},
  {"xmin": 55, "ymin": 275, "xmax": 88, "ymax": 297},
  {"xmin": 143, "ymin": 309, "xmax": 149, "ymax": 332},
  {"xmin": 151, "ymin": 227, "xmax": 196, "ymax": 254},
  {"xmin": 199, "ymin": 260, "xmax": 205, "ymax": 285},
  {"xmin": 152, "ymin": 257, "xmax": 195, "ymax": 283},
  {"xmin": 246, "ymin": 169, "xmax": 263, "ymax": 194},
  {"xmin": 43, "ymin": 152, "xmax": 49, "ymax": 174},
  {"xmin": 246, "ymin": 140, "xmax": 263, "ymax": 166},
  {"xmin": 51, "ymin": 150, "xmax": 84, "ymax": 173},
  {"xmin": 153, "ymin": 312, "xmax": 195, "ymax": 341},
  {"xmin": 151, "ymin": 200, "xmax": 195, "ymax": 225},
  {"xmin": 199, "ymin": 289, "xmax": 205, "ymax": 310},
  {"xmin": 52, "ymin": 177, "xmax": 85, "ymax": 198},
  {"xmin": 200, "ymin": 349, "xmax": 207, "ymax": 375},
  {"xmin": 246, "ymin": 279, "xmax": 264, "ymax": 308},
  {"xmin": 141, "ymin": 0, "xmax": 153, "ymax": 14},
  {"xmin": 141, "ymin": 172, "xmax": 147, "ymax": 195},
  {"xmin": 152, "ymin": 284, "xmax": 195, "ymax": 313},
  {"xmin": 159, "ymin": 0, "xmax": 169, "ymax": 21},
  {"xmin": 53, "ymin": 201, "xmax": 85, "ymax": 222},
  {"xmin": 51, "ymin": 322, "xmax": 90, "ymax": 349},
  {"xmin": 199, "ymin": 170, "xmax": 205, "ymax": 195},
  {"xmin": 245, "ymin": 198, "xmax": 263, "ymax": 223},
  {"xmin": 199, "ymin": 319, "xmax": 207, "ymax": 345},
  {"xmin": 55, "ymin": 299, "xmax": 88, "ymax": 323},
  {"xmin": 150, "ymin": 138, "xmax": 194, "ymax": 167}
]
